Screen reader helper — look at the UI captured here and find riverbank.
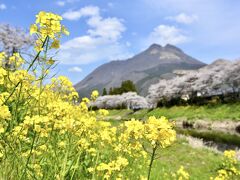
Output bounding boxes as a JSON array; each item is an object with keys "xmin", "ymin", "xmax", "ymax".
[
  {"xmin": 151, "ymin": 138, "xmax": 223, "ymax": 179},
  {"xmin": 106, "ymin": 103, "xmax": 240, "ymax": 122},
  {"xmin": 106, "ymin": 108, "xmax": 240, "ymax": 179}
]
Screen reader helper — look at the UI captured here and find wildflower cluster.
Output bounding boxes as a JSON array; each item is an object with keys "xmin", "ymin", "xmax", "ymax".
[
  {"xmin": 171, "ymin": 166, "xmax": 190, "ymax": 180},
  {"xmin": 0, "ymin": 52, "xmax": 6, "ymax": 66},
  {"xmin": 96, "ymin": 157, "xmax": 129, "ymax": 179},
  {"xmin": 0, "ymin": 51, "xmax": 24, "ymax": 69},
  {"xmin": 30, "ymin": 11, "xmax": 69, "ymax": 52},
  {"xmin": 145, "ymin": 116, "xmax": 176, "ymax": 148},
  {"xmin": 0, "ymin": 11, "xmax": 177, "ymax": 179},
  {"xmin": 91, "ymin": 90, "xmax": 99, "ymax": 101},
  {"xmin": 212, "ymin": 150, "xmax": 240, "ymax": 180}
]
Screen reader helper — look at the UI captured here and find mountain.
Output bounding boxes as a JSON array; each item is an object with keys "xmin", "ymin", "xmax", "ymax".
[{"xmin": 75, "ymin": 44, "xmax": 206, "ymax": 97}]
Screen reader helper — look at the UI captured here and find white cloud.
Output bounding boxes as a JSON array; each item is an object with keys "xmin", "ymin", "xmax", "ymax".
[
  {"xmin": 62, "ymin": 6, "xmax": 100, "ymax": 21},
  {"xmin": 0, "ymin": 3, "xmax": 6, "ymax": 10},
  {"xmin": 59, "ymin": 36, "xmax": 131, "ymax": 65},
  {"xmin": 68, "ymin": 66, "xmax": 82, "ymax": 72},
  {"xmin": 87, "ymin": 16, "xmax": 125, "ymax": 41},
  {"xmin": 56, "ymin": 0, "xmax": 79, "ymax": 6},
  {"xmin": 59, "ymin": 6, "xmax": 131, "ymax": 65},
  {"xmin": 56, "ymin": 1, "xmax": 65, "ymax": 7},
  {"xmin": 126, "ymin": 41, "xmax": 131, "ymax": 47},
  {"xmin": 147, "ymin": 25, "xmax": 189, "ymax": 45},
  {"xmin": 107, "ymin": 2, "xmax": 114, "ymax": 8},
  {"xmin": 166, "ymin": 13, "xmax": 198, "ymax": 24}
]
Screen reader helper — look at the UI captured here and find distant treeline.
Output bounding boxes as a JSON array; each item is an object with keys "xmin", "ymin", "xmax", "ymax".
[
  {"xmin": 157, "ymin": 92, "xmax": 240, "ymax": 107},
  {"xmin": 102, "ymin": 80, "xmax": 137, "ymax": 96}
]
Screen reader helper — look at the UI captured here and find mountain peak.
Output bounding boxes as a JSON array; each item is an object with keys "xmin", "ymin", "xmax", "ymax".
[
  {"xmin": 75, "ymin": 43, "xmax": 205, "ymax": 97},
  {"xmin": 148, "ymin": 43, "xmax": 162, "ymax": 50},
  {"xmin": 147, "ymin": 43, "xmax": 183, "ymax": 53},
  {"xmin": 164, "ymin": 44, "xmax": 183, "ymax": 53}
]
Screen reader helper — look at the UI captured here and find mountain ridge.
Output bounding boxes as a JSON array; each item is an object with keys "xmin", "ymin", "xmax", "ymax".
[{"xmin": 75, "ymin": 44, "xmax": 206, "ymax": 97}]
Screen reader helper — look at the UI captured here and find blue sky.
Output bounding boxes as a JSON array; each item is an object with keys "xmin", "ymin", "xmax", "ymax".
[{"xmin": 1, "ymin": 0, "xmax": 240, "ymax": 84}]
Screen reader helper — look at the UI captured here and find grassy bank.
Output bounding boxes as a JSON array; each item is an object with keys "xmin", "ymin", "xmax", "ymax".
[
  {"xmin": 107, "ymin": 103, "xmax": 240, "ymax": 121},
  {"xmin": 106, "ymin": 109, "xmax": 240, "ymax": 179},
  {"xmin": 106, "ymin": 105, "xmax": 240, "ymax": 179},
  {"xmin": 109, "ymin": 118, "xmax": 224, "ymax": 179},
  {"xmin": 151, "ymin": 139, "xmax": 222, "ymax": 179}
]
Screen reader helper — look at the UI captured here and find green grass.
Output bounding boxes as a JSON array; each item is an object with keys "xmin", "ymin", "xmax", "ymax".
[
  {"xmin": 108, "ymin": 103, "xmax": 240, "ymax": 121},
  {"xmin": 106, "ymin": 104, "xmax": 240, "ymax": 179},
  {"xmin": 148, "ymin": 104, "xmax": 240, "ymax": 121},
  {"xmin": 108, "ymin": 120, "xmax": 225, "ymax": 179},
  {"xmin": 107, "ymin": 109, "xmax": 132, "ymax": 119},
  {"xmin": 150, "ymin": 139, "xmax": 222, "ymax": 179}
]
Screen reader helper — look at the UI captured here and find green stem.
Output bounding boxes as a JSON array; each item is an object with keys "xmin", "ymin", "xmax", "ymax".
[
  {"xmin": 3, "ymin": 81, "xmax": 21, "ymax": 105},
  {"xmin": 27, "ymin": 36, "xmax": 49, "ymax": 72},
  {"xmin": 147, "ymin": 146, "xmax": 157, "ymax": 180},
  {"xmin": 70, "ymin": 152, "xmax": 82, "ymax": 180},
  {"xmin": 13, "ymin": 81, "xmax": 23, "ymax": 123},
  {"xmin": 92, "ymin": 152, "xmax": 100, "ymax": 180},
  {"xmin": 20, "ymin": 131, "xmax": 37, "ymax": 180}
]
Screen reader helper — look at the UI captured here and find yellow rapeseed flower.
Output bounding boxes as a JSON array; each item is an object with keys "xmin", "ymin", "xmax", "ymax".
[
  {"xmin": 91, "ymin": 90, "xmax": 99, "ymax": 101},
  {"xmin": 0, "ymin": 52, "xmax": 6, "ymax": 66},
  {"xmin": 30, "ymin": 11, "xmax": 69, "ymax": 52},
  {"xmin": 177, "ymin": 166, "xmax": 190, "ymax": 180}
]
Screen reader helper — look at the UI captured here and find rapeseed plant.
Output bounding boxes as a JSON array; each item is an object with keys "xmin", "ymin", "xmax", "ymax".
[
  {"xmin": 0, "ymin": 10, "xmax": 239, "ymax": 180},
  {"xmin": 5, "ymin": 10, "xmax": 236, "ymax": 180},
  {"xmin": 211, "ymin": 150, "xmax": 240, "ymax": 180}
]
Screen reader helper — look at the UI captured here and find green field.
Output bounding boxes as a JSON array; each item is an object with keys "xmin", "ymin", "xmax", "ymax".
[{"xmin": 107, "ymin": 103, "xmax": 240, "ymax": 121}]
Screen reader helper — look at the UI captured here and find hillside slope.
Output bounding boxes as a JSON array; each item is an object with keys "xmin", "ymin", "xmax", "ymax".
[{"xmin": 75, "ymin": 44, "xmax": 206, "ymax": 97}]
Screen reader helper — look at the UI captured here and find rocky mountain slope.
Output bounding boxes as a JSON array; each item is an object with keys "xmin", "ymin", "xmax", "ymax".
[{"xmin": 75, "ymin": 44, "xmax": 206, "ymax": 97}]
